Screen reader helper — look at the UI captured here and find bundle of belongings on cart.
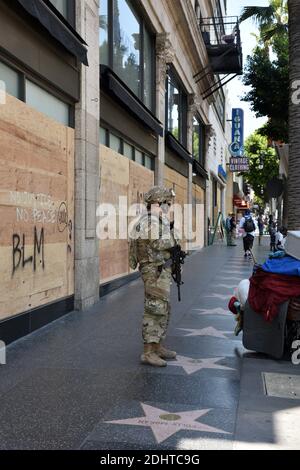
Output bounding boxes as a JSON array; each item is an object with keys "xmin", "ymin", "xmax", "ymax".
[{"xmin": 228, "ymin": 231, "xmax": 300, "ymax": 335}]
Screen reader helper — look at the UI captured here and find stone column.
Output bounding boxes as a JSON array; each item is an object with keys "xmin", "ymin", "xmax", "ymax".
[
  {"xmin": 204, "ymin": 125, "xmax": 216, "ymax": 245},
  {"xmin": 155, "ymin": 33, "xmax": 174, "ymax": 186},
  {"xmin": 186, "ymin": 94, "xmax": 196, "ymax": 247},
  {"xmin": 74, "ymin": 0, "xmax": 100, "ymax": 310}
]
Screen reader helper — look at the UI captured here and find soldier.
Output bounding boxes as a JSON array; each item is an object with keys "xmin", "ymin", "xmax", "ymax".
[{"xmin": 129, "ymin": 186, "xmax": 179, "ymax": 367}]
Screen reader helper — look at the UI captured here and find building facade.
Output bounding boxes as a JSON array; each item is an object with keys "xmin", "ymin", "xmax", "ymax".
[{"xmin": 0, "ymin": 0, "xmax": 242, "ymax": 344}]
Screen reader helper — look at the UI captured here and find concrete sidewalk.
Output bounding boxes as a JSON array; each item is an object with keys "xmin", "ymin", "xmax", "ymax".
[{"xmin": 0, "ymin": 237, "xmax": 299, "ymax": 450}]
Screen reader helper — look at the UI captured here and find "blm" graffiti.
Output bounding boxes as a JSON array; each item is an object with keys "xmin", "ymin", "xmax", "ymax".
[{"xmin": 12, "ymin": 227, "xmax": 45, "ymax": 275}]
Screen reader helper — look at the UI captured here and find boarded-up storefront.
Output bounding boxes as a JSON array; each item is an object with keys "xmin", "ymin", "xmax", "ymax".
[
  {"xmin": 164, "ymin": 166, "xmax": 188, "ymax": 208},
  {"xmin": 164, "ymin": 165, "xmax": 188, "ymax": 249},
  {"xmin": 99, "ymin": 145, "xmax": 154, "ymax": 284},
  {"xmin": 0, "ymin": 96, "xmax": 74, "ymax": 321}
]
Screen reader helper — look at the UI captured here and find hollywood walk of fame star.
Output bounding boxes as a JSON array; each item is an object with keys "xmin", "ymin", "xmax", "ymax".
[
  {"xmin": 215, "ymin": 276, "xmax": 243, "ymax": 281},
  {"xmin": 177, "ymin": 326, "xmax": 231, "ymax": 338},
  {"xmin": 227, "ymin": 261, "xmax": 246, "ymax": 263},
  {"xmin": 203, "ymin": 293, "xmax": 231, "ymax": 300},
  {"xmin": 192, "ymin": 307, "xmax": 231, "ymax": 316},
  {"xmin": 168, "ymin": 354, "xmax": 236, "ymax": 375},
  {"xmin": 226, "ymin": 261, "xmax": 248, "ymax": 265},
  {"xmin": 214, "ymin": 283, "xmax": 238, "ymax": 289},
  {"xmin": 105, "ymin": 403, "xmax": 230, "ymax": 444},
  {"xmin": 221, "ymin": 270, "xmax": 250, "ymax": 275},
  {"xmin": 226, "ymin": 264, "xmax": 250, "ymax": 268}
]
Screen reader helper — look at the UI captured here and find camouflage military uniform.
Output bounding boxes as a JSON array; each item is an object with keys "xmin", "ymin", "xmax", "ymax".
[
  {"xmin": 133, "ymin": 213, "xmax": 176, "ymax": 343},
  {"xmin": 129, "ymin": 187, "xmax": 177, "ymax": 366}
]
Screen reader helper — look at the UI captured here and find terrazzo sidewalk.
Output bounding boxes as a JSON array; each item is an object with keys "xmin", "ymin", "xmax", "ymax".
[{"xmin": 0, "ymin": 237, "xmax": 299, "ymax": 450}]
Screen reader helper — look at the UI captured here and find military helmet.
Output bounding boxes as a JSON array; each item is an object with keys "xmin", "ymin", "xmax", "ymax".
[{"xmin": 144, "ymin": 186, "xmax": 175, "ymax": 205}]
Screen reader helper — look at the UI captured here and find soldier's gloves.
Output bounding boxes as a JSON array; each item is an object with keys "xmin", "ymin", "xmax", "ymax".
[{"xmin": 169, "ymin": 245, "xmax": 181, "ymax": 255}]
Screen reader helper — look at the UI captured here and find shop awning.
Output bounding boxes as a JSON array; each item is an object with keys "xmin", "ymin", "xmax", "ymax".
[
  {"xmin": 233, "ymin": 195, "xmax": 249, "ymax": 209},
  {"xmin": 193, "ymin": 160, "xmax": 209, "ymax": 180},
  {"xmin": 15, "ymin": 0, "xmax": 88, "ymax": 65},
  {"xmin": 166, "ymin": 132, "xmax": 193, "ymax": 163}
]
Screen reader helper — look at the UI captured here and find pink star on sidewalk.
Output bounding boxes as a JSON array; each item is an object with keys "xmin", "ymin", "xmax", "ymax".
[
  {"xmin": 106, "ymin": 403, "xmax": 230, "ymax": 444},
  {"xmin": 168, "ymin": 355, "xmax": 236, "ymax": 375},
  {"xmin": 215, "ymin": 276, "xmax": 243, "ymax": 281},
  {"xmin": 193, "ymin": 307, "xmax": 231, "ymax": 316},
  {"xmin": 177, "ymin": 327, "xmax": 232, "ymax": 338},
  {"xmin": 214, "ymin": 283, "xmax": 237, "ymax": 289},
  {"xmin": 203, "ymin": 293, "xmax": 230, "ymax": 300}
]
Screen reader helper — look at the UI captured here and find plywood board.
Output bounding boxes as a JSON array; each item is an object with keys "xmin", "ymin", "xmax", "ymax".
[
  {"xmin": 0, "ymin": 95, "xmax": 74, "ymax": 320},
  {"xmin": 99, "ymin": 147, "xmax": 154, "ymax": 284},
  {"xmin": 164, "ymin": 166, "xmax": 188, "ymax": 249}
]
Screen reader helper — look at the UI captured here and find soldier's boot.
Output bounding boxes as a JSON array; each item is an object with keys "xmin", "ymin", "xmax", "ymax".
[
  {"xmin": 155, "ymin": 343, "xmax": 177, "ymax": 360},
  {"xmin": 141, "ymin": 344, "xmax": 167, "ymax": 367}
]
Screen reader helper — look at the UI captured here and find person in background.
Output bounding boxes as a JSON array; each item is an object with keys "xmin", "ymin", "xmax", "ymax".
[
  {"xmin": 225, "ymin": 212, "xmax": 237, "ymax": 246},
  {"xmin": 268, "ymin": 215, "xmax": 276, "ymax": 252},
  {"xmin": 239, "ymin": 209, "xmax": 256, "ymax": 259},
  {"xmin": 257, "ymin": 215, "xmax": 264, "ymax": 246},
  {"xmin": 275, "ymin": 226, "xmax": 288, "ymax": 251}
]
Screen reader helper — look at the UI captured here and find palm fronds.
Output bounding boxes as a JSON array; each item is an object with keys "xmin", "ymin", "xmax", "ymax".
[
  {"xmin": 239, "ymin": 6, "xmax": 275, "ymax": 25},
  {"xmin": 261, "ymin": 23, "xmax": 288, "ymax": 42}
]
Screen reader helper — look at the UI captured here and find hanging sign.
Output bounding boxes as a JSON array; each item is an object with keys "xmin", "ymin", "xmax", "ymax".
[
  {"xmin": 229, "ymin": 108, "xmax": 244, "ymax": 157},
  {"xmin": 229, "ymin": 157, "xmax": 249, "ymax": 172},
  {"xmin": 218, "ymin": 164, "xmax": 227, "ymax": 182}
]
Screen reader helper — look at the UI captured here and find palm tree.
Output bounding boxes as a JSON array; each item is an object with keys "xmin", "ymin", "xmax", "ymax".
[
  {"xmin": 240, "ymin": 0, "xmax": 288, "ymax": 43},
  {"xmin": 287, "ymin": 0, "xmax": 300, "ymax": 230}
]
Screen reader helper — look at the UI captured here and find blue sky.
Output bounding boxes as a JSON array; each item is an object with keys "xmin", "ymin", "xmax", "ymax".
[{"xmin": 226, "ymin": 0, "xmax": 269, "ymax": 138}]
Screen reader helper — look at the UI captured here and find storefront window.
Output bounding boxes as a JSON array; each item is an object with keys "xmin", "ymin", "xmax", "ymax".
[
  {"xmin": 109, "ymin": 132, "xmax": 122, "ymax": 154},
  {"xmin": 144, "ymin": 154, "xmax": 153, "ymax": 170},
  {"xmin": 100, "ymin": 127, "xmax": 107, "ymax": 145},
  {"xmin": 123, "ymin": 142, "xmax": 134, "ymax": 160},
  {"xmin": 214, "ymin": 89, "xmax": 225, "ymax": 128},
  {"xmin": 166, "ymin": 71, "xmax": 187, "ymax": 146},
  {"xmin": 113, "ymin": 0, "xmax": 140, "ymax": 97},
  {"xmin": 26, "ymin": 80, "xmax": 70, "ymax": 126},
  {"xmin": 144, "ymin": 27, "xmax": 154, "ymax": 110},
  {"xmin": 135, "ymin": 149, "xmax": 143, "ymax": 165},
  {"xmin": 49, "ymin": 0, "xmax": 74, "ymax": 24},
  {"xmin": 0, "ymin": 61, "xmax": 71, "ymax": 125},
  {"xmin": 0, "ymin": 61, "xmax": 20, "ymax": 99},
  {"xmin": 192, "ymin": 116, "xmax": 205, "ymax": 166},
  {"xmin": 99, "ymin": 0, "xmax": 109, "ymax": 66},
  {"xmin": 49, "ymin": 0, "xmax": 67, "ymax": 17},
  {"xmin": 100, "ymin": 126, "xmax": 154, "ymax": 170},
  {"xmin": 99, "ymin": 0, "xmax": 154, "ymax": 111}
]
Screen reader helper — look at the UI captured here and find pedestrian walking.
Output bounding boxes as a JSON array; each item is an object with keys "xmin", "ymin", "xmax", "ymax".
[
  {"xmin": 225, "ymin": 212, "xmax": 237, "ymax": 246},
  {"xmin": 268, "ymin": 215, "xmax": 276, "ymax": 252},
  {"xmin": 239, "ymin": 209, "xmax": 256, "ymax": 258},
  {"xmin": 129, "ymin": 186, "xmax": 179, "ymax": 367},
  {"xmin": 257, "ymin": 215, "xmax": 264, "ymax": 246}
]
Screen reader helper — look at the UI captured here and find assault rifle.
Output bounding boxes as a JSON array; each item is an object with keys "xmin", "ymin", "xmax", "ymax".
[{"xmin": 170, "ymin": 245, "xmax": 186, "ymax": 302}]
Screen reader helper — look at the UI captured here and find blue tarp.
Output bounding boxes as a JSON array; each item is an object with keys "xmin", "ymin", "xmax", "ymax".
[{"xmin": 262, "ymin": 255, "xmax": 300, "ymax": 277}]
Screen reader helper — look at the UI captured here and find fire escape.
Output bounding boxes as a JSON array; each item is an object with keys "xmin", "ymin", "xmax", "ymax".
[{"xmin": 194, "ymin": 16, "xmax": 243, "ymax": 99}]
